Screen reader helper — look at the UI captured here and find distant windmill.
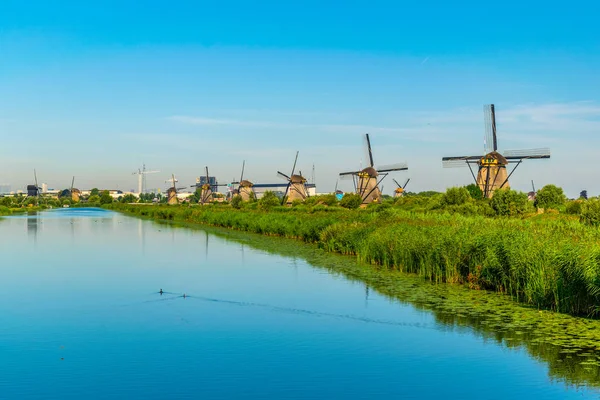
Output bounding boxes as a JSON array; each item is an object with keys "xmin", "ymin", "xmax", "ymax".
[
  {"xmin": 231, "ymin": 161, "xmax": 255, "ymax": 202},
  {"xmin": 528, "ymin": 180, "xmax": 537, "ymax": 202},
  {"xmin": 133, "ymin": 164, "xmax": 159, "ymax": 194},
  {"xmin": 165, "ymin": 174, "xmax": 186, "ymax": 205},
  {"xmin": 442, "ymin": 104, "xmax": 551, "ymax": 198},
  {"xmin": 59, "ymin": 176, "xmax": 81, "ymax": 202},
  {"xmin": 27, "ymin": 169, "xmax": 41, "ymax": 198},
  {"xmin": 393, "ymin": 178, "xmax": 411, "ymax": 198},
  {"xmin": 339, "ymin": 134, "xmax": 408, "ymax": 205},
  {"xmin": 277, "ymin": 151, "xmax": 309, "ymax": 205},
  {"xmin": 191, "ymin": 167, "xmax": 228, "ymax": 205}
]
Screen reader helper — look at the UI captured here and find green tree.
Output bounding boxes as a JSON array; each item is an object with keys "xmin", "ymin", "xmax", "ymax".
[
  {"xmin": 90, "ymin": 188, "xmax": 100, "ymax": 196},
  {"xmin": 88, "ymin": 194, "xmax": 101, "ymax": 204},
  {"xmin": 490, "ymin": 189, "xmax": 528, "ymax": 216},
  {"xmin": 465, "ymin": 184, "xmax": 483, "ymax": 200},
  {"xmin": 230, "ymin": 195, "xmax": 243, "ymax": 209},
  {"xmin": 99, "ymin": 190, "xmax": 113, "ymax": 205},
  {"xmin": 121, "ymin": 194, "xmax": 137, "ymax": 203},
  {"xmin": 442, "ymin": 187, "xmax": 470, "ymax": 206},
  {"xmin": 258, "ymin": 191, "xmax": 280, "ymax": 210},
  {"xmin": 339, "ymin": 193, "xmax": 362, "ymax": 209},
  {"xmin": 535, "ymin": 185, "xmax": 566, "ymax": 209},
  {"xmin": 580, "ymin": 198, "xmax": 600, "ymax": 226}
]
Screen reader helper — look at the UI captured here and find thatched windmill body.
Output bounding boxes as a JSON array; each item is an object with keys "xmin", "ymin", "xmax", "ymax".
[
  {"xmin": 166, "ymin": 174, "xmax": 186, "ymax": 205},
  {"xmin": 191, "ymin": 167, "xmax": 227, "ymax": 205},
  {"xmin": 231, "ymin": 161, "xmax": 255, "ymax": 202},
  {"xmin": 442, "ymin": 104, "xmax": 551, "ymax": 198},
  {"xmin": 278, "ymin": 151, "xmax": 309, "ymax": 205},
  {"xmin": 339, "ymin": 134, "xmax": 408, "ymax": 205}
]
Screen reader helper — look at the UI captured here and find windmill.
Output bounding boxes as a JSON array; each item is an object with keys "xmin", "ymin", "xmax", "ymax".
[
  {"xmin": 165, "ymin": 174, "xmax": 186, "ymax": 205},
  {"xmin": 393, "ymin": 178, "xmax": 411, "ymax": 198},
  {"xmin": 528, "ymin": 180, "xmax": 536, "ymax": 202},
  {"xmin": 231, "ymin": 161, "xmax": 255, "ymax": 202},
  {"xmin": 191, "ymin": 167, "xmax": 227, "ymax": 205},
  {"xmin": 27, "ymin": 169, "xmax": 41, "ymax": 198},
  {"xmin": 442, "ymin": 104, "xmax": 551, "ymax": 198},
  {"xmin": 277, "ymin": 151, "xmax": 309, "ymax": 205},
  {"xmin": 59, "ymin": 176, "xmax": 82, "ymax": 202},
  {"xmin": 132, "ymin": 164, "xmax": 159, "ymax": 194},
  {"xmin": 339, "ymin": 134, "xmax": 408, "ymax": 206}
]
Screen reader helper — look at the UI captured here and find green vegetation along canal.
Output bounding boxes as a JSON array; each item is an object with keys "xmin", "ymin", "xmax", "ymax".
[{"xmin": 1, "ymin": 208, "xmax": 599, "ymax": 399}]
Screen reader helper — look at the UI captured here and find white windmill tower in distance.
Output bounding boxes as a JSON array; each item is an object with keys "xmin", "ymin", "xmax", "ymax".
[{"xmin": 132, "ymin": 164, "xmax": 160, "ymax": 194}]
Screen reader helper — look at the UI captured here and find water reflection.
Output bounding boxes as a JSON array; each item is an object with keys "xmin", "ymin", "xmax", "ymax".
[
  {"xmin": 181, "ymin": 222, "xmax": 600, "ymax": 390},
  {"xmin": 2, "ymin": 210, "xmax": 600, "ymax": 399},
  {"xmin": 26, "ymin": 212, "xmax": 39, "ymax": 242}
]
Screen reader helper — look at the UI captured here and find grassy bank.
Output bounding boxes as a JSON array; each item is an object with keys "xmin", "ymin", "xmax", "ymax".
[
  {"xmin": 105, "ymin": 203, "xmax": 600, "ymax": 318},
  {"xmin": 0, "ymin": 206, "xmax": 44, "ymax": 216}
]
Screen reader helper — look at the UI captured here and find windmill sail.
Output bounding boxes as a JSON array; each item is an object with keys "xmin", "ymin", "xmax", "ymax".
[{"xmin": 483, "ymin": 104, "xmax": 498, "ymax": 153}]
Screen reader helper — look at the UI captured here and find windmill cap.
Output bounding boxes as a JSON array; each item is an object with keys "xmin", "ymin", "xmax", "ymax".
[
  {"xmin": 483, "ymin": 151, "xmax": 508, "ymax": 165},
  {"xmin": 240, "ymin": 180, "xmax": 254, "ymax": 187},
  {"xmin": 360, "ymin": 167, "xmax": 378, "ymax": 177},
  {"xmin": 290, "ymin": 175, "xmax": 306, "ymax": 183}
]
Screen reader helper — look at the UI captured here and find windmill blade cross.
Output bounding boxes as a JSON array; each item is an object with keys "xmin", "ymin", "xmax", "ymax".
[
  {"xmin": 281, "ymin": 182, "xmax": 291, "ymax": 205},
  {"xmin": 239, "ymin": 160, "xmax": 245, "ymax": 189},
  {"xmin": 364, "ymin": 134, "xmax": 374, "ymax": 167},
  {"xmin": 290, "ymin": 151, "xmax": 299, "ymax": 177},
  {"xmin": 277, "ymin": 171, "xmax": 291, "ymax": 181},
  {"xmin": 377, "ymin": 162, "xmax": 408, "ymax": 173},
  {"xmin": 403, "ymin": 178, "xmax": 411, "ymax": 189},
  {"xmin": 484, "ymin": 104, "xmax": 498, "ymax": 153},
  {"xmin": 504, "ymin": 148, "xmax": 551, "ymax": 159},
  {"xmin": 393, "ymin": 178, "xmax": 401, "ymax": 188}
]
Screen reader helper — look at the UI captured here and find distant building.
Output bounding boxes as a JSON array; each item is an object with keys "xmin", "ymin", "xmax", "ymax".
[
  {"xmin": 0, "ymin": 184, "xmax": 10, "ymax": 194},
  {"xmin": 195, "ymin": 176, "xmax": 219, "ymax": 192},
  {"xmin": 41, "ymin": 183, "xmax": 48, "ymax": 194}
]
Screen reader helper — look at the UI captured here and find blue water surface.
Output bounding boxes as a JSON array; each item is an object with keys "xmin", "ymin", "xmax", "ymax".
[{"xmin": 0, "ymin": 209, "xmax": 597, "ymax": 399}]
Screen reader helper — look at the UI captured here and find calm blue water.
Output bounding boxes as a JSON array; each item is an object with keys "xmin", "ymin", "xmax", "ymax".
[{"xmin": 0, "ymin": 208, "xmax": 598, "ymax": 399}]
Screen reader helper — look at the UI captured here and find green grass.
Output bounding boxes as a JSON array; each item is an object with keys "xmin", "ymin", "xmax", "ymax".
[{"xmin": 106, "ymin": 202, "xmax": 600, "ymax": 318}]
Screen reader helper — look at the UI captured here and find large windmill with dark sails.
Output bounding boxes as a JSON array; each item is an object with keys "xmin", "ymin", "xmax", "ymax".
[
  {"xmin": 442, "ymin": 104, "xmax": 551, "ymax": 198},
  {"xmin": 339, "ymin": 134, "xmax": 408, "ymax": 206},
  {"xmin": 277, "ymin": 151, "xmax": 309, "ymax": 205}
]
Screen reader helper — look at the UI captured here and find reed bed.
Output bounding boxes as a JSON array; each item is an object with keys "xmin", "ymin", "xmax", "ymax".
[{"xmin": 106, "ymin": 203, "xmax": 600, "ymax": 318}]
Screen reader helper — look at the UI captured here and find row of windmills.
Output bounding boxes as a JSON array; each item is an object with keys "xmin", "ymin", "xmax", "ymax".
[{"xmin": 164, "ymin": 103, "xmax": 551, "ymax": 206}]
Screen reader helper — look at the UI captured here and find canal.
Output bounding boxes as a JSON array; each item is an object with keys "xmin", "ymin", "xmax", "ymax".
[{"xmin": 0, "ymin": 208, "xmax": 598, "ymax": 399}]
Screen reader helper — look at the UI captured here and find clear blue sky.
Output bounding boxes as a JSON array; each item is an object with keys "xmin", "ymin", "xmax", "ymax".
[{"xmin": 1, "ymin": 1, "xmax": 598, "ymax": 196}]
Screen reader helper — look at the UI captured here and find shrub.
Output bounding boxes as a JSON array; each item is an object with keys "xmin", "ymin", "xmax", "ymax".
[
  {"xmin": 231, "ymin": 195, "xmax": 243, "ymax": 209},
  {"xmin": 580, "ymin": 198, "xmax": 600, "ymax": 226},
  {"xmin": 490, "ymin": 189, "xmax": 528, "ymax": 216},
  {"xmin": 258, "ymin": 191, "xmax": 281, "ymax": 210},
  {"xmin": 465, "ymin": 184, "xmax": 483, "ymax": 200},
  {"xmin": 442, "ymin": 187, "xmax": 470, "ymax": 206},
  {"xmin": 99, "ymin": 191, "xmax": 113, "ymax": 205},
  {"xmin": 88, "ymin": 195, "xmax": 101, "ymax": 204},
  {"xmin": 566, "ymin": 200, "xmax": 583, "ymax": 215},
  {"xmin": 535, "ymin": 185, "xmax": 566, "ymax": 209},
  {"xmin": 121, "ymin": 194, "xmax": 137, "ymax": 204},
  {"xmin": 339, "ymin": 193, "xmax": 362, "ymax": 209}
]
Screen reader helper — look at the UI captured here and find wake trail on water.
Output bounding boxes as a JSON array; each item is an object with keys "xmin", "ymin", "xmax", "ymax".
[{"xmin": 143, "ymin": 291, "xmax": 435, "ymax": 331}]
